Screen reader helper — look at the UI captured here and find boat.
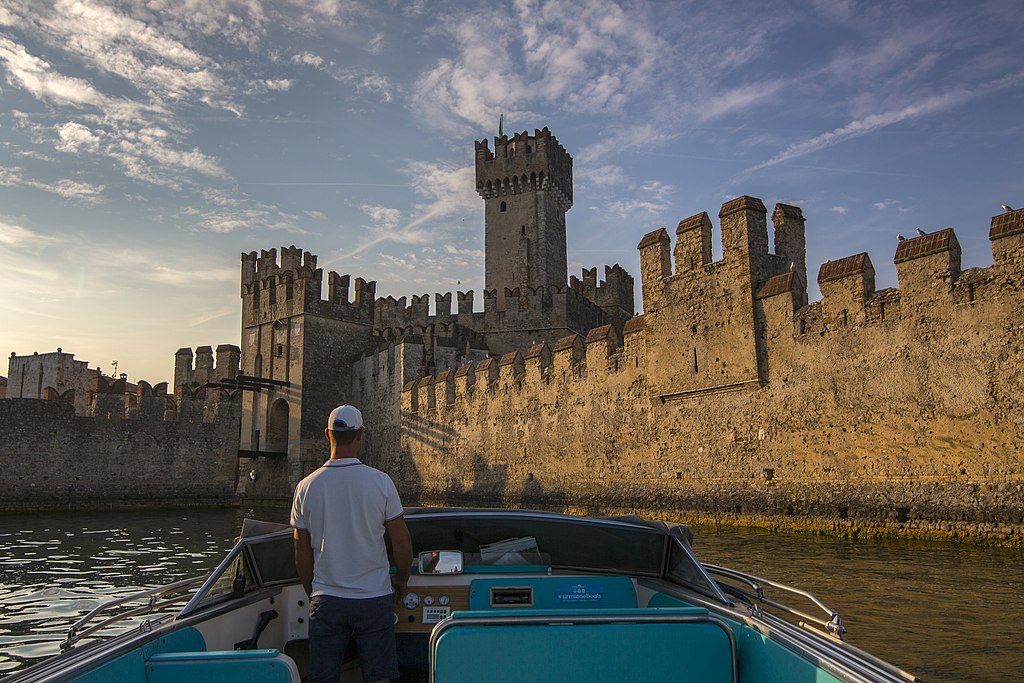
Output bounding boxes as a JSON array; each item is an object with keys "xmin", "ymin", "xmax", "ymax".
[{"xmin": 7, "ymin": 508, "xmax": 919, "ymax": 682}]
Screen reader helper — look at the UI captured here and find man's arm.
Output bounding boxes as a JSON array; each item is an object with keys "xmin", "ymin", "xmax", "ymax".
[
  {"xmin": 384, "ymin": 515, "xmax": 412, "ymax": 598},
  {"xmin": 294, "ymin": 527, "xmax": 314, "ymax": 598}
]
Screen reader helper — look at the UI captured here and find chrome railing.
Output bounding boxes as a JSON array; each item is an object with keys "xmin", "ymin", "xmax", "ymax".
[
  {"xmin": 702, "ymin": 564, "xmax": 846, "ymax": 638},
  {"xmin": 60, "ymin": 575, "xmax": 206, "ymax": 651}
]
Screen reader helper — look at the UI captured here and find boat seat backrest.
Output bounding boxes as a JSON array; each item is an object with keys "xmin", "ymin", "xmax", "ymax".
[
  {"xmin": 71, "ymin": 627, "xmax": 207, "ymax": 683},
  {"xmin": 145, "ymin": 649, "xmax": 300, "ymax": 683},
  {"xmin": 431, "ymin": 608, "xmax": 735, "ymax": 683}
]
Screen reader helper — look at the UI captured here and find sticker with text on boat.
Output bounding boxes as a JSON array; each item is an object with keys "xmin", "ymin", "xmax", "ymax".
[
  {"xmin": 422, "ymin": 606, "xmax": 451, "ymax": 624},
  {"xmin": 555, "ymin": 582, "xmax": 604, "ymax": 604}
]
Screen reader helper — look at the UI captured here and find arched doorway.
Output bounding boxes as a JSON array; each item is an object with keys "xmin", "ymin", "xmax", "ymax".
[{"xmin": 267, "ymin": 398, "xmax": 289, "ymax": 453}]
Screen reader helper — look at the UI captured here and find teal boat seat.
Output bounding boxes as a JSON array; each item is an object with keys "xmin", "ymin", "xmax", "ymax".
[
  {"xmin": 431, "ymin": 608, "xmax": 735, "ymax": 683},
  {"xmin": 145, "ymin": 648, "xmax": 300, "ymax": 683},
  {"xmin": 72, "ymin": 627, "xmax": 207, "ymax": 683}
]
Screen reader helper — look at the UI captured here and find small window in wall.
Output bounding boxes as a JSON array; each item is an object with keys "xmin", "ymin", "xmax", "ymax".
[
  {"xmin": 275, "ymin": 344, "xmax": 285, "ymax": 358},
  {"xmin": 500, "ymin": 201, "xmax": 507, "ymax": 212},
  {"xmin": 692, "ymin": 347, "xmax": 699, "ymax": 374},
  {"xmin": 521, "ymin": 225, "xmax": 526, "ymax": 236},
  {"xmin": 840, "ymin": 309, "xmax": 848, "ymax": 326},
  {"xmin": 285, "ymin": 283, "xmax": 293, "ymax": 300}
]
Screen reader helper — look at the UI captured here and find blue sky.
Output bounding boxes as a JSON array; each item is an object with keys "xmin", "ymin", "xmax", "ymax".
[{"xmin": 1, "ymin": 0, "xmax": 1022, "ymax": 383}]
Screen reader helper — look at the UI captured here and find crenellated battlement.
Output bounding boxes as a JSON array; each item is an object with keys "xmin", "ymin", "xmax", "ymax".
[
  {"xmin": 394, "ymin": 315, "xmax": 632, "ymax": 415},
  {"xmin": 173, "ymin": 344, "xmax": 240, "ymax": 402},
  {"xmin": 371, "ymin": 280, "xmax": 616, "ymax": 358},
  {"xmin": 475, "ymin": 127, "xmax": 572, "ymax": 208},
  {"xmin": 569, "ymin": 264, "xmax": 635, "ymax": 326},
  {"xmin": 641, "ymin": 198, "xmax": 1022, "ymax": 338},
  {"xmin": 241, "ymin": 246, "xmax": 376, "ymax": 326}
]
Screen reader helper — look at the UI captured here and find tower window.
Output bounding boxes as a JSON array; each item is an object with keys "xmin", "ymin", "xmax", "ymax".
[
  {"xmin": 500, "ymin": 201, "xmax": 507, "ymax": 212},
  {"xmin": 521, "ymin": 225, "xmax": 526, "ymax": 236}
]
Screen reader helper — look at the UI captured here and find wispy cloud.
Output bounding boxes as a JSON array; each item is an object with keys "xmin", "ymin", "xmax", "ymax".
[
  {"xmin": 292, "ymin": 51, "xmax": 325, "ymax": 68},
  {"xmin": 0, "ymin": 165, "xmax": 105, "ymax": 202},
  {"xmin": 362, "ymin": 204, "xmax": 402, "ymax": 231},
  {"xmin": 697, "ymin": 81, "xmax": 783, "ymax": 123},
  {"xmin": 746, "ymin": 90, "xmax": 974, "ymax": 173},
  {"xmin": 0, "ymin": 35, "xmax": 109, "ymax": 108},
  {"xmin": 830, "ymin": 206, "xmax": 848, "ymax": 215},
  {"xmin": 410, "ymin": 0, "xmax": 668, "ymax": 133},
  {"xmin": 0, "ymin": 219, "xmax": 58, "ymax": 248}
]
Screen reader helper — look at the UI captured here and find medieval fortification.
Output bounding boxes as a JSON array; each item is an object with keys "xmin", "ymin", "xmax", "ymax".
[{"xmin": 3, "ymin": 127, "xmax": 1023, "ymax": 543}]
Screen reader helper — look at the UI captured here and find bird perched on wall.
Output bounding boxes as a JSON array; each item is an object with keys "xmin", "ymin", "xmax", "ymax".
[
  {"xmin": 1002, "ymin": 204, "xmax": 1014, "ymax": 212},
  {"xmin": 897, "ymin": 234, "xmax": 907, "ymax": 241},
  {"xmin": 916, "ymin": 228, "xmax": 928, "ymax": 236}
]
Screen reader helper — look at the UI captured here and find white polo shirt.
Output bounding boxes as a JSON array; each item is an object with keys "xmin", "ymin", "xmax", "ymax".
[{"xmin": 290, "ymin": 458, "xmax": 404, "ymax": 599}]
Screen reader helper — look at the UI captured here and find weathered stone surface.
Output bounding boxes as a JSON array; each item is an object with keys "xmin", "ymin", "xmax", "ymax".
[
  {"xmin": 356, "ymin": 198, "xmax": 1024, "ymax": 544},
  {"xmin": 0, "ymin": 389, "xmax": 241, "ymax": 511}
]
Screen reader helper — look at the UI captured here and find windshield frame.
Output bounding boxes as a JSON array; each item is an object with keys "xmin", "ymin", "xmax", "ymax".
[{"xmin": 177, "ymin": 509, "xmax": 729, "ymax": 617}]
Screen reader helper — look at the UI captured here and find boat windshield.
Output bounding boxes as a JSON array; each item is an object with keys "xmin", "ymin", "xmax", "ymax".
[
  {"xmin": 180, "ymin": 510, "xmax": 726, "ymax": 616},
  {"xmin": 404, "ymin": 510, "xmax": 666, "ymax": 576}
]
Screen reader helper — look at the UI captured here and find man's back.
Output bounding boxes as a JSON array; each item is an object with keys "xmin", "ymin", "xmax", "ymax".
[{"xmin": 291, "ymin": 458, "xmax": 404, "ymax": 599}]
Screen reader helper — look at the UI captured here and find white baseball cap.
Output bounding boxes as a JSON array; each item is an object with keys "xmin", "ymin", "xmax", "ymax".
[{"xmin": 327, "ymin": 405, "xmax": 363, "ymax": 432}]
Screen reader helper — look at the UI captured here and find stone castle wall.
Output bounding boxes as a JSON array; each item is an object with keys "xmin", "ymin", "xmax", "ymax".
[
  {"xmin": 0, "ymin": 377, "xmax": 242, "ymax": 512},
  {"xmin": 0, "ymin": 393, "xmax": 241, "ymax": 509},
  {"xmin": 355, "ymin": 203, "xmax": 1024, "ymax": 543}
]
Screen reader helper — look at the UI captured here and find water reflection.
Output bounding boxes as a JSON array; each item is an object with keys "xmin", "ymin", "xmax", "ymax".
[
  {"xmin": 1, "ymin": 509, "xmax": 1021, "ymax": 681},
  {"xmin": 691, "ymin": 525, "xmax": 1024, "ymax": 683},
  {"xmin": 0, "ymin": 506, "xmax": 288, "ymax": 673}
]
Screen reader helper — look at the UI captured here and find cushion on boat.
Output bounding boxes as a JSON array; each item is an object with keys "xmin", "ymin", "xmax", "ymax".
[
  {"xmin": 145, "ymin": 649, "xmax": 300, "ymax": 683},
  {"xmin": 431, "ymin": 609, "xmax": 734, "ymax": 683},
  {"xmin": 71, "ymin": 627, "xmax": 208, "ymax": 683}
]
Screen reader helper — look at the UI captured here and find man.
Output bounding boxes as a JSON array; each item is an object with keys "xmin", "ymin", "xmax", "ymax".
[{"xmin": 292, "ymin": 404, "xmax": 413, "ymax": 683}]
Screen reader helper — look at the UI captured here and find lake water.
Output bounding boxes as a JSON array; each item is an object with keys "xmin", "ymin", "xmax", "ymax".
[{"xmin": 1, "ymin": 506, "xmax": 1021, "ymax": 681}]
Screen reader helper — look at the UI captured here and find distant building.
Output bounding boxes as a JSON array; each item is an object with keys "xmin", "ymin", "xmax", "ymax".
[
  {"xmin": 7, "ymin": 349, "xmax": 94, "ymax": 414},
  {"xmin": 5, "ymin": 349, "xmax": 139, "ymax": 415},
  {"xmin": 0, "ymin": 375, "xmax": 6, "ymax": 399}
]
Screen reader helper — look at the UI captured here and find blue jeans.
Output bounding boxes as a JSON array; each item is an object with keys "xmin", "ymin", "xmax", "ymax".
[{"xmin": 308, "ymin": 593, "xmax": 399, "ymax": 683}]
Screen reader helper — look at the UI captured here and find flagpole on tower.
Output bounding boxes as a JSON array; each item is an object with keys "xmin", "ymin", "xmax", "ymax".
[{"xmin": 498, "ymin": 113, "xmax": 504, "ymax": 138}]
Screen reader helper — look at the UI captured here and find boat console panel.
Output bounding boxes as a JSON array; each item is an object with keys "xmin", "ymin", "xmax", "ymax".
[
  {"xmin": 394, "ymin": 584, "xmax": 470, "ymax": 633},
  {"xmin": 395, "ymin": 574, "xmax": 637, "ymax": 633}
]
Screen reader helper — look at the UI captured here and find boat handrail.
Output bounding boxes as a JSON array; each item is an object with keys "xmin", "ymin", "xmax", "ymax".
[
  {"xmin": 60, "ymin": 575, "xmax": 206, "ymax": 651},
  {"xmin": 702, "ymin": 564, "xmax": 846, "ymax": 638}
]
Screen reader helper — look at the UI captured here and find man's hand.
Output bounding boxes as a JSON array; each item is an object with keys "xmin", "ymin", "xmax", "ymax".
[
  {"xmin": 385, "ymin": 515, "xmax": 413, "ymax": 602},
  {"xmin": 391, "ymin": 574, "xmax": 408, "ymax": 603}
]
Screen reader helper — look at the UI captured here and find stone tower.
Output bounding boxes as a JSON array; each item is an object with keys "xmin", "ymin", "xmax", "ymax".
[
  {"xmin": 475, "ymin": 127, "xmax": 572, "ymax": 294},
  {"xmin": 238, "ymin": 246, "xmax": 377, "ymax": 492}
]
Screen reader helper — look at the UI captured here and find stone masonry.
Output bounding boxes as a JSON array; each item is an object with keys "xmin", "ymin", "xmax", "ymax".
[
  {"xmin": 0, "ymin": 346, "xmax": 242, "ymax": 511},
  {"xmin": 353, "ymin": 197, "xmax": 1024, "ymax": 543}
]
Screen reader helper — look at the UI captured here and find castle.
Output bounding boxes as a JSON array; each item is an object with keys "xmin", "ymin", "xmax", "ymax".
[
  {"xmin": 3, "ymin": 127, "xmax": 1023, "ymax": 542},
  {"xmin": 236, "ymin": 128, "xmax": 635, "ymax": 496}
]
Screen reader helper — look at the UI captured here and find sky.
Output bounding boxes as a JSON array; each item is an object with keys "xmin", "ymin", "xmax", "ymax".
[{"xmin": 1, "ymin": 0, "xmax": 1022, "ymax": 384}]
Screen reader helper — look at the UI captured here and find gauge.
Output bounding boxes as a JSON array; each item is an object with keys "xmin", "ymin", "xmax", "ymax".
[
  {"xmin": 403, "ymin": 592, "xmax": 420, "ymax": 609},
  {"xmin": 438, "ymin": 595, "xmax": 450, "ymax": 606},
  {"xmin": 423, "ymin": 595, "xmax": 434, "ymax": 606}
]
